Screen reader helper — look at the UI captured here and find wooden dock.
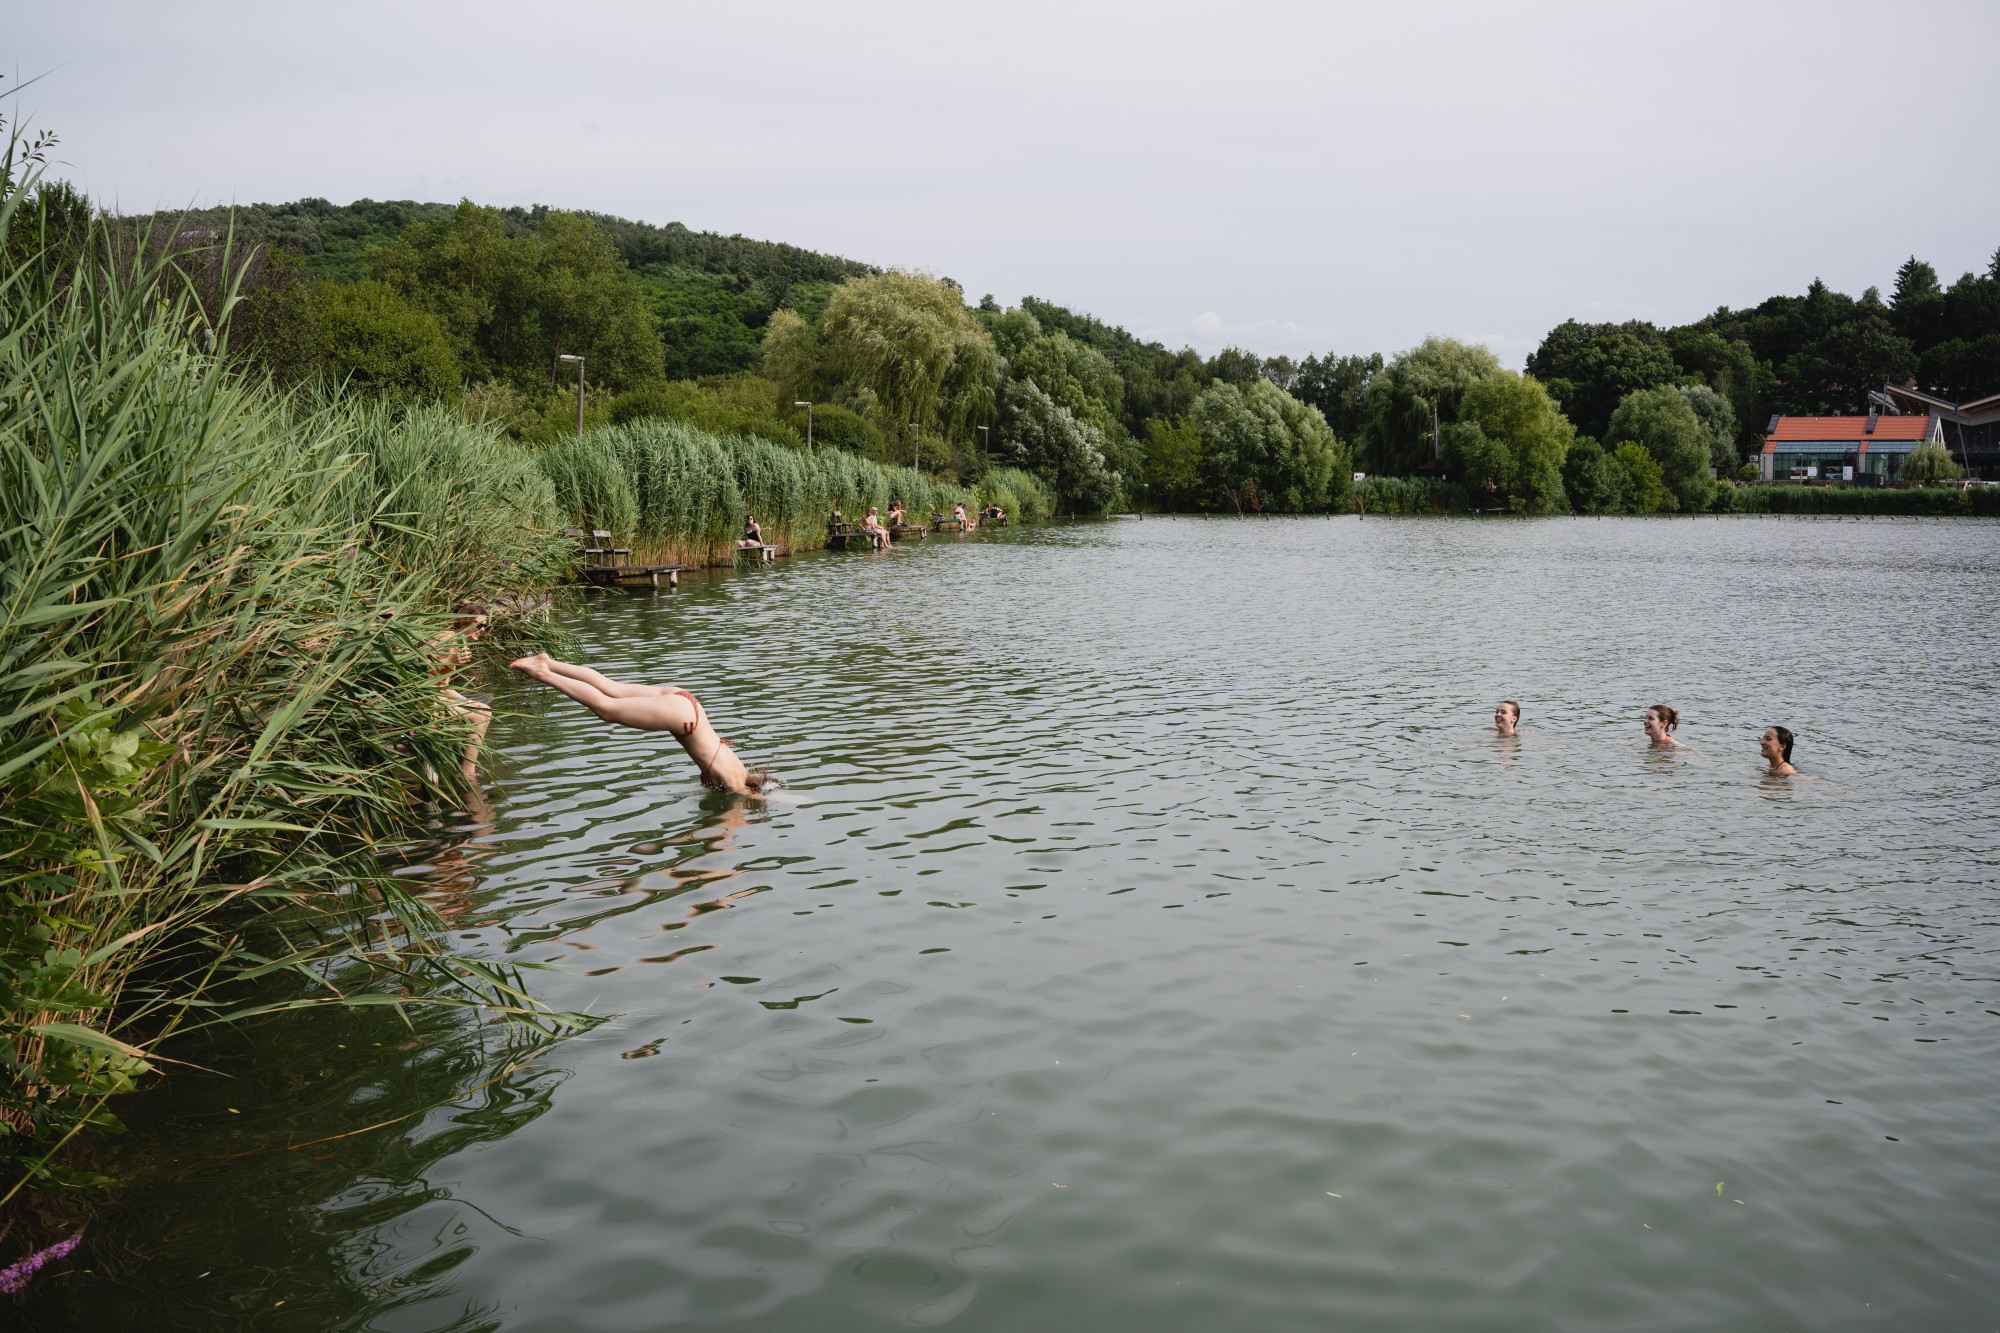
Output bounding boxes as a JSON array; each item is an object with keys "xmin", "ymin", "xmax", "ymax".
[
  {"xmin": 570, "ymin": 527, "xmax": 685, "ymax": 589},
  {"xmin": 889, "ymin": 523, "xmax": 928, "ymax": 542}
]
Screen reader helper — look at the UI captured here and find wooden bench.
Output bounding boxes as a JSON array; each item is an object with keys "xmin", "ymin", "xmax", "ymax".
[{"xmin": 569, "ymin": 527, "xmax": 684, "ymax": 590}]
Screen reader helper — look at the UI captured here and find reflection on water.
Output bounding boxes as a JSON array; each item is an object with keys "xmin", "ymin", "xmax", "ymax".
[{"xmin": 30, "ymin": 515, "xmax": 2000, "ymax": 1331}]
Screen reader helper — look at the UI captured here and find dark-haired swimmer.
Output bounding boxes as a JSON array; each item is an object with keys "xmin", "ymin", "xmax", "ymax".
[
  {"xmin": 1494, "ymin": 700, "xmax": 1520, "ymax": 737},
  {"xmin": 1643, "ymin": 704, "xmax": 1686, "ymax": 749},
  {"xmin": 1760, "ymin": 725, "xmax": 1796, "ymax": 775},
  {"xmin": 508, "ymin": 654, "xmax": 767, "ymax": 796}
]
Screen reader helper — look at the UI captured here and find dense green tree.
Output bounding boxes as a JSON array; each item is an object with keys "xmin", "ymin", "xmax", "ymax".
[
  {"xmin": 1544, "ymin": 332, "xmax": 1679, "ymax": 440},
  {"xmin": 1610, "ymin": 443, "xmax": 1667, "ymax": 513},
  {"xmin": 1663, "ymin": 326, "xmax": 1760, "ymax": 449},
  {"xmin": 1918, "ymin": 333, "xmax": 2000, "ymax": 402},
  {"xmin": 815, "ymin": 270, "xmax": 997, "ymax": 449},
  {"xmin": 1449, "ymin": 371, "xmax": 1573, "ymax": 512},
  {"xmin": 1140, "ymin": 415, "xmax": 1204, "ymax": 509},
  {"xmin": 1676, "ymin": 383, "xmax": 1738, "ymax": 472},
  {"xmin": 995, "ymin": 379, "xmax": 1119, "ymax": 510},
  {"xmin": 1011, "ymin": 331, "xmax": 1124, "ymax": 434},
  {"xmin": 1292, "ymin": 352, "xmax": 1382, "ymax": 442},
  {"xmin": 1561, "ymin": 436, "xmax": 1621, "ymax": 514},
  {"xmin": 317, "ymin": 280, "xmax": 460, "ymax": 402},
  {"xmin": 1191, "ymin": 378, "xmax": 1344, "ymax": 513},
  {"xmin": 1605, "ymin": 386, "xmax": 1710, "ymax": 512},
  {"xmin": 1361, "ymin": 337, "xmax": 1502, "ymax": 475},
  {"xmin": 370, "ymin": 201, "xmax": 663, "ymax": 391}
]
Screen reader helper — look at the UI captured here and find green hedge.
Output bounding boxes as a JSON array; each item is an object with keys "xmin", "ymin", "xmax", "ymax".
[{"xmin": 1719, "ymin": 483, "xmax": 2000, "ymax": 517}]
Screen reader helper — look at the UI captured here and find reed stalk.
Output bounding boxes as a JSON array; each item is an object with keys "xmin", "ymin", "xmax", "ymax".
[{"xmin": 0, "ymin": 152, "xmax": 590, "ymax": 1202}]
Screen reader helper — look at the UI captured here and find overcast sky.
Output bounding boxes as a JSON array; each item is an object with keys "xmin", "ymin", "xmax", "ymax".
[{"xmin": 13, "ymin": 0, "xmax": 1999, "ymax": 366}]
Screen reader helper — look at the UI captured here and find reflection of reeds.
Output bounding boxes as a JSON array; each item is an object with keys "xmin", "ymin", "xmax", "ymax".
[
  {"xmin": 538, "ymin": 422, "xmax": 1055, "ymax": 566},
  {"xmin": 0, "ymin": 150, "xmax": 592, "ymax": 1208}
]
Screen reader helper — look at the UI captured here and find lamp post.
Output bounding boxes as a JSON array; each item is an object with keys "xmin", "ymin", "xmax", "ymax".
[
  {"xmin": 557, "ymin": 354, "xmax": 585, "ymax": 437},
  {"xmin": 794, "ymin": 401, "xmax": 812, "ymax": 450},
  {"xmin": 909, "ymin": 422, "xmax": 921, "ymax": 473},
  {"xmin": 977, "ymin": 425, "xmax": 989, "ymax": 456}
]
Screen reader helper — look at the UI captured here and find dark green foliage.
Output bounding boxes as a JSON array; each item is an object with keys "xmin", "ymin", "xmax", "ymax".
[
  {"xmin": 1191, "ymin": 378, "xmax": 1345, "ymax": 513},
  {"xmin": 1605, "ymin": 387, "xmax": 1711, "ymax": 513},
  {"xmin": 1536, "ymin": 330, "xmax": 1678, "ymax": 440},
  {"xmin": 1720, "ymin": 484, "xmax": 2000, "ymax": 516},
  {"xmin": 318, "ymin": 279, "xmax": 460, "ymax": 401},
  {"xmin": 1291, "ymin": 352, "xmax": 1382, "ymax": 441},
  {"xmin": 1562, "ymin": 437, "xmax": 1622, "ymax": 514}
]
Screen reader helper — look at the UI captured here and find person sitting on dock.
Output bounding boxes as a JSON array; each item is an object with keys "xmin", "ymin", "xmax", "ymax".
[
  {"xmin": 508, "ymin": 654, "xmax": 766, "ymax": 796},
  {"xmin": 982, "ymin": 502, "xmax": 1006, "ymax": 521},
  {"xmin": 743, "ymin": 513, "xmax": 763, "ymax": 547},
  {"xmin": 952, "ymin": 502, "xmax": 969, "ymax": 527},
  {"xmin": 887, "ymin": 500, "xmax": 906, "ymax": 527},
  {"xmin": 1760, "ymin": 725, "xmax": 1796, "ymax": 775},
  {"xmin": 862, "ymin": 507, "xmax": 891, "ymax": 549}
]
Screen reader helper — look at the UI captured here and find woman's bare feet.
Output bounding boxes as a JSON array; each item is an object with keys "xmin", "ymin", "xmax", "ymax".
[{"xmin": 509, "ymin": 652, "xmax": 552, "ymax": 675}]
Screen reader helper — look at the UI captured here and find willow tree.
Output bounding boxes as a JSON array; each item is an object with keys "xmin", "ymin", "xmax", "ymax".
[
  {"xmin": 1361, "ymin": 337, "xmax": 1502, "ymax": 475},
  {"xmin": 813, "ymin": 270, "xmax": 998, "ymax": 447}
]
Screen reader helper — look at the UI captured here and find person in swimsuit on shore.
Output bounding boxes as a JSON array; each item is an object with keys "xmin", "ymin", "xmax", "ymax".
[
  {"xmin": 1643, "ymin": 704, "xmax": 1686, "ymax": 749},
  {"xmin": 508, "ymin": 654, "xmax": 767, "ymax": 795},
  {"xmin": 1760, "ymin": 725, "xmax": 1796, "ymax": 775},
  {"xmin": 433, "ymin": 602, "xmax": 493, "ymax": 780},
  {"xmin": 744, "ymin": 513, "xmax": 763, "ymax": 546},
  {"xmin": 1494, "ymin": 700, "xmax": 1520, "ymax": 737}
]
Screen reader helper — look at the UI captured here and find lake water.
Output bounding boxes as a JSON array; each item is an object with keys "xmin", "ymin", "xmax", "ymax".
[{"xmin": 28, "ymin": 514, "xmax": 2000, "ymax": 1332}]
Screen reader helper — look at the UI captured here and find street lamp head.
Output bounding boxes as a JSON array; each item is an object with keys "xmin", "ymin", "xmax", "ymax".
[
  {"xmin": 558, "ymin": 354, "xmax": 584, "ymax": 363},
  {"xmin": 794, "ymin": 401, "xmax": 810, "ymax": 408}
]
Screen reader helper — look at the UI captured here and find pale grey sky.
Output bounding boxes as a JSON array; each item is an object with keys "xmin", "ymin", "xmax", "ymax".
[{"xmin": 13, "ymin": 0, "xmax": 1999, "ymax": 365}]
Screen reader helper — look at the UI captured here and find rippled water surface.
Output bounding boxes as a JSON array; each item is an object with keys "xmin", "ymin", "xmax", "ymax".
[{"xmin": 33, "ymin": 515, "xmax": 2000, "ymax": 1331}]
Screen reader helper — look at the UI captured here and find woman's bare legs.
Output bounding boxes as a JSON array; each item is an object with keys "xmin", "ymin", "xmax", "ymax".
[
  {"xmin": 510, "ymin": 656, "xmax": 693, "ymax": 731},
  {"xmin": 522, "ymin": 654, "xmax": 678, "ymax": 699}
]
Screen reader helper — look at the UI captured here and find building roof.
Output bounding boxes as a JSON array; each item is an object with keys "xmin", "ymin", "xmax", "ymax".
[{"xmin": 1766, "ymin": 416, "xmax": 1933, "ymax": 443}]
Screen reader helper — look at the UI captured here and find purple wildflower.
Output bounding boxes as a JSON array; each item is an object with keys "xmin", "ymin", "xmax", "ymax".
[{"xmin": 0, "ymin": 1231, "xmax": 84, "ymax": 1294}]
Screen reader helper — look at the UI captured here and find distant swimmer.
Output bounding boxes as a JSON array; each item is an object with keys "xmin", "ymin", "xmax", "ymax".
[
  {"xmin": 1493, "ymin": 700, "xmax": 1520, "ymax": 737},
  {"xmin": 508, "ymin": 654, "xmax": 767, "ymax": 796},
  {"xmin": 1643, "ymin": 704, "xmax": 1686, "ymax": 749},
  {"xmin": 1760, "ymin": 725, "xmax": 1796, "ymax": 775}
]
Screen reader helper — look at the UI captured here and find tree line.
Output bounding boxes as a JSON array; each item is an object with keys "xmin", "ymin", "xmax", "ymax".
[{"xmin": 35, "ymin": 175, "xmax": 1996, "ymax": 514}]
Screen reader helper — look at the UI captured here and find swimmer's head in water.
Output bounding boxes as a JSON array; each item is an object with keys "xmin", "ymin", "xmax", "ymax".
[
  {"xmin": 1644, "ymin": 705, "xmax": 1679, "ymax": 740},
  {"xmin": 1496, "ymin": 700, "xmax": 1520, "ymax": 727},
  {"xmin": 1762, "ymin": 725, "xmax": 1794, "ymax": 765}
]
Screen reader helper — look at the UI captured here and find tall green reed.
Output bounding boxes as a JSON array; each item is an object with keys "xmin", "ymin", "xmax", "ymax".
[
  {"xmin": 537, "ymin": 420, "xmax": 1003, "ymax": 564},
  {"xmin": 0, "ymin": 164, "xmax": 590, "ymax": 1202}
]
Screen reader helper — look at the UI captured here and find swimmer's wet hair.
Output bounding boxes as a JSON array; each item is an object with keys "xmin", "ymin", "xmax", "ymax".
[
  {"xmin": 1769, "ymin": 725, "xmax": 1794, "ymax": 763},
  {"xmin": 1648, "ymin": 704, "xmax": 1679, "ymax": 732}
]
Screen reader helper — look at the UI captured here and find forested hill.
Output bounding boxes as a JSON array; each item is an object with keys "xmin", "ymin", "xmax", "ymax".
[{"xmin": 143, "ymin": 197, "xmax": 878, "ymax": 380}]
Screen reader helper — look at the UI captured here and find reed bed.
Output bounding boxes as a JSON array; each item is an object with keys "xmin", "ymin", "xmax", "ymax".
[
  {"xmin": 539, "ymin": 420, "xmax": 1054, "ymax": 564},
  {"xmin": 1721, "ymin": 484, "xmax": 1999, "ymax": 517},
  {"xmin": 0, "ymin": 172, "xmax": 587, "ymax": 1204}
]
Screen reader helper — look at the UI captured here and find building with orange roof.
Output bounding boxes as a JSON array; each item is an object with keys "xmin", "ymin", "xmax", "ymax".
[{"xmin": 1758, "ymin": 410, "xmax": 1941, "ymax": 482}]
